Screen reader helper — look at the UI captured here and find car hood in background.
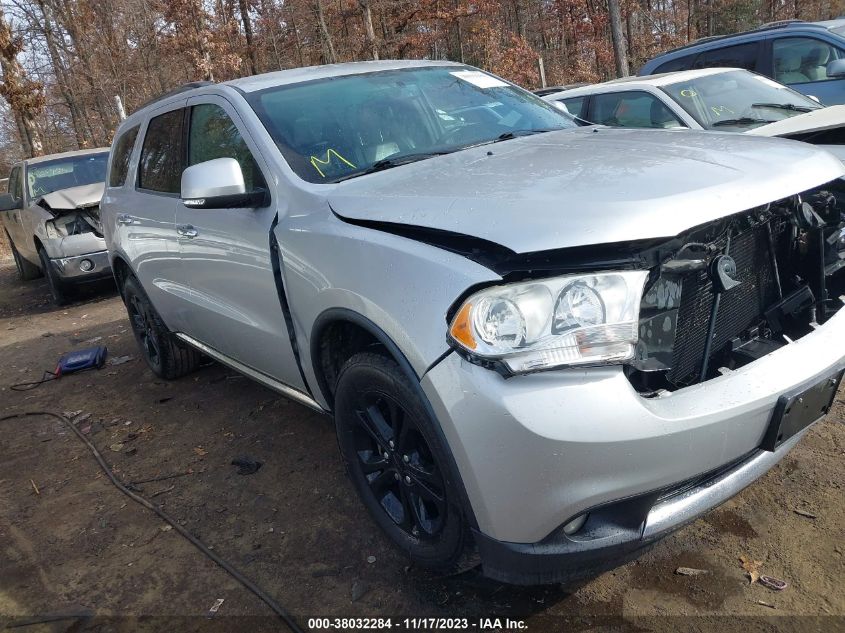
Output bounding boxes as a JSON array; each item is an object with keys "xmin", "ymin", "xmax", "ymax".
[
  {"xmin": 38, "ymin": 182, "xmax": 105, "ymax": 211},
  {"xmin": 746, "ymin": 105, "xmax": 845, "ymax": 138},
  {"xmin": 329, "ymin": 128, "xmax": 844, "ymax": 254}
]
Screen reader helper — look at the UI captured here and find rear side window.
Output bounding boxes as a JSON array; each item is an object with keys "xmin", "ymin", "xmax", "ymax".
[
  {"xmin": 694, "ymin": 42, "xmax": 759, "ymax": 71},
  {"xmin": 188, "ymin": 104, "xmax": 266, "ymax": 192},
  {"xmin": 589, "ymin": 91, "xmax": 684, "ymax": 128},
  {"xmin": 109, "ymin": 125, "xmax": 139, "ymax": 187},
  {"xmin": 138, "ymin": 109, "xmax": 184, "ymax": 194},
  {"xmin": 8, "ymin": 166, "xmax": 22, "ymax": 201},
  {"xmin": 655, "ymin": 53, "xmax": 697, "ymax": 73},
  {"xmin": 559, "ymin": 96, "xmax": 587, "ymax": 119}
]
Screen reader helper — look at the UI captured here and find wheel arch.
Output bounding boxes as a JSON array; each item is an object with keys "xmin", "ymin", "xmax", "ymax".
[
  {"xmin": 110, "ymin": 252, "xmax": 133, "ymax": 292},
  {"xmin": 311, "ymin": 307, "xmax": 478, "ymax": 531},
  {"xmin": 310, "ymin": 308, "xmax": 417, "ymax": 410}
]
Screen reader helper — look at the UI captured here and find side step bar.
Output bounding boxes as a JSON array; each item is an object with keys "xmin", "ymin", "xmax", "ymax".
[{"xmin": 175, "ymin": 333, "xmax": 326, "ymax": 414}]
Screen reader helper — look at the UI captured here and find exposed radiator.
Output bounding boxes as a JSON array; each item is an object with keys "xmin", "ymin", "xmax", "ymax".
[{"xmin": 668, "ymin": 218, "xmax": 789, "ymax": 386}]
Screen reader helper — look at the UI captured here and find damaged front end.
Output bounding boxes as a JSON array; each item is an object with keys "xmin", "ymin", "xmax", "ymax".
[
  {"xmin": 35, "ymin": 182, "xmax": 111, "ymax": 281},
  {"xmin": 39, "ymin": 183, "xmax": 104, "ymax": 242},
  {"xmin": 629, "ymin": 179, "xmax": 845, "ymax": 394}
]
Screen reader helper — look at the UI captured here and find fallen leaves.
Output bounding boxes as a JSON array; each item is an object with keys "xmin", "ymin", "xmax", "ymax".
[
  {"xmin": 193, "ymin": 447, "xmax": 208, "ymax": 457},
  {"xmin": 739, "ymin": 555, "xmax": 789, "ymax": 591},
  {"xmin": 740, "ymin": 555, "xmax": 762, "ymax": 584}
]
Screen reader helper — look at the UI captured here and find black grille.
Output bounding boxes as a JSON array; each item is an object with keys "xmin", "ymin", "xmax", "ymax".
[{"xmin": 668, "ymin": 219, "xmax": 788, "ymax": 385}]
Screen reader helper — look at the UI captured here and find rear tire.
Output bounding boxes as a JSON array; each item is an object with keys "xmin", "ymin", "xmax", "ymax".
[
  {"xmin": 121, "ymin": 275, "xmax": 201, "ymax": 379},
  {"xmin": 334, "ymin": 352, "xmax": 477, "ymax": 573},
  {"xmin": 8, "ymin": 233, "xmax": 41, "ymax": 281},
  {"xmin": 38, "ymin": 247, "xmax": 71, "ymax": 305}
]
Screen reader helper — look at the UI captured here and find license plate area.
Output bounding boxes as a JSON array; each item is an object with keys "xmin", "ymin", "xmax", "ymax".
[{"xmin": 761, "ymin": 369, "xmax": 844, "ymax": 452}]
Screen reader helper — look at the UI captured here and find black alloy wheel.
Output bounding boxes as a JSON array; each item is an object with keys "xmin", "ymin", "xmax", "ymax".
[
  {"xmin": 120, "ymin": 275, "xmax": 201, "ymax": 379},
  {"xmin": 334, "ymin": 352, "xmax": 475, "ymax": 572},
  {"xmin": 353, "ymin": 390, "xmax": 447, "ymax": 539},
  {"xmin": 127, "ymin": 291, "xmax": 162, "ymax": 369}
]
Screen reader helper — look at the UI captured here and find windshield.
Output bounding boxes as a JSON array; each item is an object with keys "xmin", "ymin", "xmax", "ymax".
[
  {"xmin": 246, "ymin": 66, "xmax": 576, "ymax": 183},
  {"xmin": 662, "ymin": 70, "xmax": 822, "ymax": 131},
  {"xmin": 27, "ymin": 153, "xmax": 108, "ymax": 198}
]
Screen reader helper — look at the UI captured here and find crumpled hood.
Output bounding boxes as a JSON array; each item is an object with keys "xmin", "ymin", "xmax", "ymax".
[
  {"xmin": 39, "ymin": 182, "xmax": 104, "ymax": 210},
  {"xmin": 747, "ymin": 105, "xmax": 845, "ymax": 138},
  {"xmin": 329, "ymin": 127, "xmax": 845, "ymax": 253}
]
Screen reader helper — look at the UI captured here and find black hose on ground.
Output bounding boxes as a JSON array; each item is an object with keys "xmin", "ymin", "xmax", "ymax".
[{"xmin": 0, "ymin": 410, "xmax": 306, "ymax": 633}]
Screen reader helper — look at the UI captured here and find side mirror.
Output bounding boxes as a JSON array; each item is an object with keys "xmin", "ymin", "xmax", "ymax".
[
  {"xmin": 180, "ymin": 157, "xmax": 268, "ymax": 209},
  {"xmin": 552, "ymin": 101, "xmax": 570, "ymax": 113},
  {"xmin": 807, "ymin": 94, "xmax": 821, "ymax": 103},
  {"xmin": 0, "ymin": 192, "xmax": 21, "ymax": 212},
  {"xmin": 826, "ymin": 58, "xmax": 845, "ymax": 78}
]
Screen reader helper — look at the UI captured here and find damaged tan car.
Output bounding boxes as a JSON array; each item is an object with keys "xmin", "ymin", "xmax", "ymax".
[{"xmin": 0, "ymin": 149, "xmax": 111, "ymax": 305}]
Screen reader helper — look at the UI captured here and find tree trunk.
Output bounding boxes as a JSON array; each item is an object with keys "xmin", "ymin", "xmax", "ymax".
[
  {"xmin": 238, "ymin": 0, "xmax": 259, "ymax": 74},
  {"xmin": 53, "ymin": 0, "xmax": 114, "ymax": 142},
  {"xmin": 607, "ymin": 0, "xmax": 630, "ymax": 77},
  {"xmin": 360, "ymin": 0, "xmax": 379, "ymax": 60},
  {"xmin": 36, "ymin": 0, "xmax": 86, "ymax": 148},
  {"xmin": 315, "ymin": 0, "xmax": 337, "ymax": 64}
]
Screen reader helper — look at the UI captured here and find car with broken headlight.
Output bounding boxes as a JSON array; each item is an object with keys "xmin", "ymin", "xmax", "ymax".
[
  {"xmin": 0, "ymin": 148, "xmax": 111, "ymax": 305},
  {"xmin": 101, "ymin": 60, "xmax": 845, "ymax": 584},
  {"xmin": 543, "ymin": 68, "xmax": 845, "ymax": 161}
]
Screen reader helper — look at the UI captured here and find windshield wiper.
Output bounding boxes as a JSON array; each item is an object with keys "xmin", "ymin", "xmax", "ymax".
[
  {"xmin": 751, "ymin": 102, "xmax": 815, "ymax": 113},
  {"xmin": 711, "ymin": 117, "xmax": 776, "ymax": 127},
  {"xmin": 492, "ymin": 129, "xmax": 555, "ymax": 143},
  {"xmin": 333, "ymin": 151, "xmax": 452, "ymax": 182}
]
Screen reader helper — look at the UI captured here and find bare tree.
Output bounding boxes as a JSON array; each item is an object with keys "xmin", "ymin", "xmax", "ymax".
[
  {"xmin": 607, "ymin": 0, "xmax": 630, "ymax": 76},
  {"xmin": 35, "ymin": 0, "xmax": 86, "ymax": 147},
  {"xmin": 314, "ymin": 0, "xmax": 337, "ymax": 64},
  {"xmin": 360, "ymin": 0, "xmax": 379, "ymax": 60},
  {"xmin": 0, "ymin": 8, "xmax": 44, "ymax": 156},
  {"xmin": 238, "ymin": 0, "xmax": 259, "ymax": 74}
]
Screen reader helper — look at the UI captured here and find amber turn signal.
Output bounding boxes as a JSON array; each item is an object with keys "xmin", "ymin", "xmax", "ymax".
[{"xmin": 450, "ymin": 302, "xmax": 476, "ymax": 350}]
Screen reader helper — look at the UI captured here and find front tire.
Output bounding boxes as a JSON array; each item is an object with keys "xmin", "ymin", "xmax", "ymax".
[
  {"xmin": 334, "ymin": 352, "xmax": 476, "ymax": 573},
  {"xmin": 121, "ymin": 275, "xmax": 201, "ymax": 379},
  {"xmin": 8, "ymin": 233, "xmax": 41, "ymax": 281},
  {"xmin": 38, "ymin": 248, "xmax": 71, "ymax": 305}
]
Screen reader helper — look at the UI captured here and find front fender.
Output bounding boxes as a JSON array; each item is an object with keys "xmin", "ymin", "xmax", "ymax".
[{"xmin": 277, "ymin": 213, "xmax": 500, "ymax": 408}]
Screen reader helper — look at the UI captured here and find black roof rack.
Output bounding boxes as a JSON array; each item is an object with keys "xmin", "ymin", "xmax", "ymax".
[
  {"xmin": 660, "ymin": 19, "xmax": 813, "ymax": 56},
  {"xmin": 533, "ymin": 83, "xmax": 589, "ymax": 96},
  {"xmin": 136, "ymin": 81, "xmax": 215, "ymax": 111}
]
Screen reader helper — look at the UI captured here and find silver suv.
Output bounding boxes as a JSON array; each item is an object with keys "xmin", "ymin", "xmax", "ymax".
[{"xmin": 102, "ymin": 61, "xmax": 845, "ymax": 584}]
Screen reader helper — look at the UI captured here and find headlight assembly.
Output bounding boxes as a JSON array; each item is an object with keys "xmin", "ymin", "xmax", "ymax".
[{"xmin": 448, "ymin": 271, "xmax": 649, "ymax": 373}]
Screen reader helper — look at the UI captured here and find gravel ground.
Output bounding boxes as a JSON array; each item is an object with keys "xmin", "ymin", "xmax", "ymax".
[{"xmin": 0, "ymin": 257, "xmax": 843, "ymax": 632}]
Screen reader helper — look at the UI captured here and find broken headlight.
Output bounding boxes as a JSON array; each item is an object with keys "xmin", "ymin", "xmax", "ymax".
[{"xmin": 449, "ymin": 271, "xmax": 648, "ymax": 373}]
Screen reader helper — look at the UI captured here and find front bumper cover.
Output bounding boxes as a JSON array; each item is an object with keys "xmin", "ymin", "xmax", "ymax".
[
  {"xmin": 473, "ymin": 429, "xmax": 806, "ymax": 584},
  {"xmin": 50, "ymin": 249, "xmax": 112, "ymax": 282},
  {"xmin": 421, "ymin": 300, "xmax": 845, "ymax": 582}
]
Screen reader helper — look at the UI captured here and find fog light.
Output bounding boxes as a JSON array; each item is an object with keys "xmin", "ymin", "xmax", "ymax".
[
  {"xmin": 562, "ymin": 513, "xmax": 588, "ymax": 536},
  {"xmin": 79, "ymin": 259, "xmax": 94, "ymax": 272}
]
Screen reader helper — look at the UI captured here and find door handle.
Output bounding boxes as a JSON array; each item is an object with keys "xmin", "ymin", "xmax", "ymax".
[
  {"xmin": 177, "ymin": 224, "xmax": 198, "ymax": 238},
  {"xmin": 116, "ymin": 214, "xmax": 135, "ymax": 225}
]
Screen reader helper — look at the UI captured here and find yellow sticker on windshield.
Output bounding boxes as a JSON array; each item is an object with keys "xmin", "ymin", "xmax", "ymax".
[
  {"xmin": 710, "ymin": 105, "xmax": 734, "ymax": 117},
  {"xmin": 680, "ymin": 89, "xmax": 697, "ymax": 98},
  {"xmin": 310, "ymin": 149, "xmax": 356, "ymax": 178}
]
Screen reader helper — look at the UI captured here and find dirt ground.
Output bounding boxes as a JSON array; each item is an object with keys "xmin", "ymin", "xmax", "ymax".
[{"xmin": 0, "ymin": 256, "xmax": 843, "ymax": 632}]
